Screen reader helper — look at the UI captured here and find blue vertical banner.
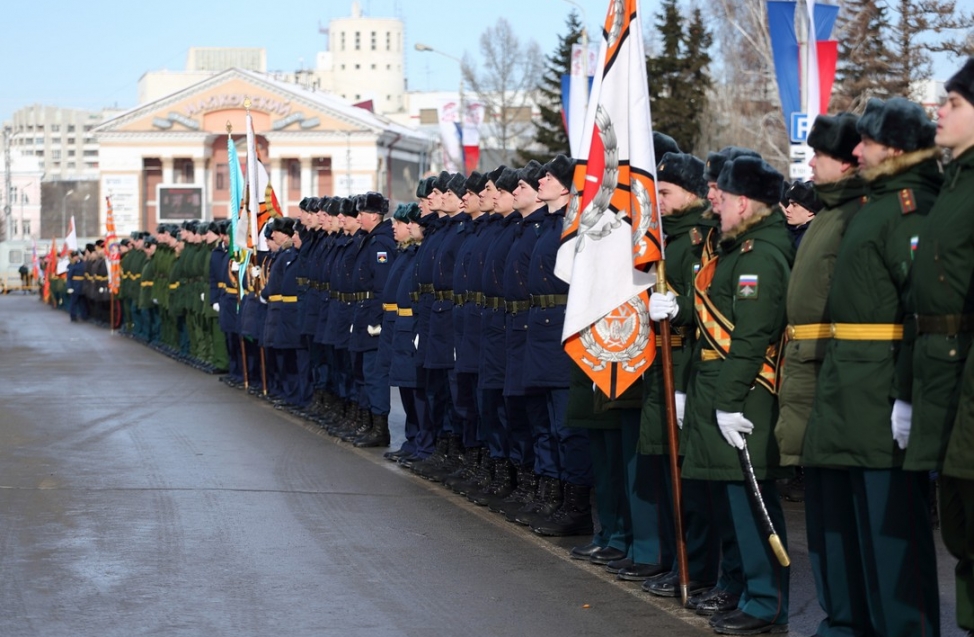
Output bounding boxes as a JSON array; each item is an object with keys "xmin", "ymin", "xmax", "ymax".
[
  {"xmin": 767, "ymin": 1, "xmax": 800, "ymax": 129},
  {"xmin": 814, "ymin": 2, "xmax": 840, "ymax": 41}
]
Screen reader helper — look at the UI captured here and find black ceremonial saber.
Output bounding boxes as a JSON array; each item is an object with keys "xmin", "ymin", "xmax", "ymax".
[{"xmin": 737, "ymin": 441, "xmax": 790, "ymax": 567}]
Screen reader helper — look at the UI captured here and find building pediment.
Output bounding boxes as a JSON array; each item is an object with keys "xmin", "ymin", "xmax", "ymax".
[{"xmin": 95, "ymin": 68, "xmax": 403, "ymax": 138}]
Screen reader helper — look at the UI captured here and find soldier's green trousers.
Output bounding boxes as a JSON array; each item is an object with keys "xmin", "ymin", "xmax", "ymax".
[
  {"xmin": 589, "ymin": 428, "xmax": 630, "ymax": 552},
  {"xmin": 621, "ymin": 410, "xmax": 674, "ymax": 566},
  {"xmin": 941, "ymin": 475, "xmax": 974, "ymax": 632},
  {"xmin": 819, "ymin": 468, "xmax": 939, "ymax": 637},
  {"xmin": 209, "ymin": 318, "xmax": 229, "ymax": 371},
  {"xmin": 726, "ymin": 480, "xmax": 789, "ymax": 624}
]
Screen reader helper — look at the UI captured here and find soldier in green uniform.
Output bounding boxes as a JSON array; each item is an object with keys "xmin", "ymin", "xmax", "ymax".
[
  {"xmin": 775, "ymin": 112, "xmax": 869, "ymax": 637},
  {"xmin": 683, "ymin": 156, "xmax": 794, "ymax": 635},
  {"xmin": 803, "ymin": 97, "xmax": 942, "ymax": 637},
  {"xmin": 139, "ymin": 235, "xmax": 159, "ymax": 343},
  {"xmin": 904, "ymin": 59, "xmax": 974, "ymax": 636},
  {"xmin": 152, "ymin": 226, "xmax": 177, "ymax": 351},
  {"xmin": 643, "ymin": 151, "xmax": 721, "ymax": 598}
]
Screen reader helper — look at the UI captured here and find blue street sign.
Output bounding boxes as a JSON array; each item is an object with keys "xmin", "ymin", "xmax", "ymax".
[{"xmin": 790, "ymin": 113, "xmax": 810, "ymax": 143}]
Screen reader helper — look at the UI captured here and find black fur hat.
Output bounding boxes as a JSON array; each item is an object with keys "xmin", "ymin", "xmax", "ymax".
[
  {"xmin": 807, "ymin": 112, "xmax": 860, "ymax": 164},
  {"xmin": 486, "ymin": 165, "xmax": 509, "ymax": 186},
  {"xmin": 433, "ymin": 170, "xmax": 452, "ymax": 193},
  {"xmin": 206, "ymin": 221, "xmax": 220, "ymax": 234},
  {"xmin": 393, "ymin": 202, "xmax": 422, "ymax": 223},
  {"xmin": 717, "ymin": 156, "xmax": 784, "ymax": 207},
  {"xmin": 782, "ymin": 179, "xmax": 823, "ymax": 214},
  {"xmin": 653, "ymin": 132, "xmax": 682, "ymax": 161},
  {"xmin": 945, "ymin": 57, "xmax": 974, "ymax": 109},
  {"xmin": 324, "ymin": 197, "xmax": 341, "ymax": 216},
  {"xmin": 278, "ymin": 217, "xmax": 296, "ymax": 237},
  {"xmin": 298, "ymin": 197, "xmax": 310, "ymax": 212},
  {"xmin": 544, "ymin": 154, "xmax": 575, "ymax": 190},
  {"xmin": 143, "ymin": 236, "xmax": 157, "ymax": 247},
  {"xmin": 517, "ymin": 160, "xmax": 545, "ymax": 191},
  {"xmin": 465, "ymin": 171, "xmax": 488, "ymax": 194},
  {"xmin": 339, "ymin": 197, "xmax": 358, "ymax": 217},
  {"xmin": 705, "ymin": 146, "xmax": 760, "ymax": 183},
  {"xmin": 857, "ymin": 97, "xmax": 936, "ymax": 152},
  {"xmin": 495, "ymin": 167, "xmax": 520, "ymax": 193},
  {"xmin": 415, "ymin": 178, "xmax": 431, "ymax": 199},
  {"xmin": 446, "ymin": 172, "xmax": 467, "ymax": 198},
  {"xmin": 356, "ymin": 191, "xmax": 390, "ymax": 215},
  {"xmin": 218, "ymin": 219, "xmax": 231, "ymax": 235},
  {"xmin": 85, "ymin": 242, "xmax": 96, "ymax": 253},
  {"xmin": 119, "ymin": 238, "xmax": 131, "ymax": 247},
  {"xmin": 304, "ymin": 197, "xmax": 319, "ymax": 213},
  {"xmin": 657, "ymin": 152, "xmax": 708, "ymax": 199}
]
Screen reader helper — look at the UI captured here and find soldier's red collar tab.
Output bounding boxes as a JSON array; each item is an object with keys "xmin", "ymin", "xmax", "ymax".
[{"xmin": 899, "ymin": 188, "xmax": 917, "ymax": 214}]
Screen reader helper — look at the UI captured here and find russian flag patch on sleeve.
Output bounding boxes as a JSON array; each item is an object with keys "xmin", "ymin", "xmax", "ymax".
[
  {"xmin": 377, "ymin": 251, "xmax": 388, "ymax": 263},
  {"xmin": 737, "ymin": 274, "xmax": 759, "ymax": 299}
]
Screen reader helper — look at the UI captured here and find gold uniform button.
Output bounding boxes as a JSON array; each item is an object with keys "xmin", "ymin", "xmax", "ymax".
[{"xmin": 950, "ymin": 349, "xmax": 957, "ymax": 357}]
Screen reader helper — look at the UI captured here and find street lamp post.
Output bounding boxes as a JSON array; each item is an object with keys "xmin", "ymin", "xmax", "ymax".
[
  {"xmin": 81, "ymin": 193, "xmax": 91, "ymax": 238},
  {"xmin": 61, "ymin": 189, "xmax": 74, "ymax": 239},
  {"xmin": 415, "ymin": 42, "xmax": 465, "ymax": 171}
]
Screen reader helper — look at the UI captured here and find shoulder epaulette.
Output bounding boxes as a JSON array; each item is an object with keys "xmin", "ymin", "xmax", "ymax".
[
  {"xmin": 899, "ymin": 188, "xmax": 917, "ymax": 214},
  {"xmin": 689, "ymin": 227, "xmax": 703, "ymax": 245},
  {"xmin": 741, "ymin": 239, "xmax": 755, "ymax": 253}
]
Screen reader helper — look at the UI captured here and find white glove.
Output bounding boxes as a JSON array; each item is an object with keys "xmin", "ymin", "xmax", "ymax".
[
  {"xmin": 200, "ymin": 293, "xmax": 205, "ymax": 301},
  {"xmin": 892, "ymin": 400, "xmax": 912, "ymax": 450},
  {"xmin": 231, "ymin": 261, "xmax": 239, "ymax": 272},
  {"xmin": 212, "ymin": 302, "xmax": 220, "ymax": 312},
  {"xmin": 674, "ymin": 391, "xmax": 687, "ymax": 429},
  {"xmin": 259, "ymin": 295, "xmax": 268, "ymax": 305},
  {"xmin": 250, "ymin": 266, "xmax": 261, "ymax": 279},
  {"xmin": 98, "ymin": 287, "xmax": 105, "ymax": 293},
  {"xmin": 716, "ymin": 410, "xmax": 754, "ymax": 449},
  {"xmin": 350, "ymin": 324, "xmax": 354, "ymax": 333},
  {"xmin": 413, "ymin": 334, "xmax": 419, "ymax": 350},
  {"xmin": 649, "ymin": 291, "xmax": 679, "ymax": 321},
  {"xmin": 153, "ymin": 298, "xmax": 159, "ymax": 305},
  {"xmin": 67, "ymin": 289, "xmax": 74, "ymax": 294},
  {"xmin": 367, "ymin": 324, "xmax": 381, "ymax": 336}
]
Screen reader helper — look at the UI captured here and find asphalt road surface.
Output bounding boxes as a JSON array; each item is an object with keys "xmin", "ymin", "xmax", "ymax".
[{"xmin": 0, "ymin": 295, "xmax": 965, "ymax": 636}]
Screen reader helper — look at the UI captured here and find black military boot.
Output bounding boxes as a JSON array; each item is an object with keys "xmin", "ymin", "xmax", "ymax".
[
  {"xmin": 470, "ymin": 458, "xmax": 516, "ymax": 506},
  {"xmin": 411, "ymin": 437, "xmax": 451, "ymax": 479},
  {"xmin": 354, "ymin": 413, "xmax": 390, "ymax": 448},
  {"xmin": 425, "ymin": 435, "xmax": 465, "ymax": 483},
  {"xmin": 514, "ymin": 476, "xmax": 563, "ymax": 526},
  {"xmin": 341, "ymin": 409, "xmax": 372, "ymax": 442},
  {"xmin": 530, "ymin": 482, "xmax": 594, "ymax": 536},
  {"xmin": 452, "ymin": 449, "xmax": 493, "ymax": 496},
  {"xmin": 443, "ymin": 447, "xmax": 482, "ymax": 490},
  {"xmin": 325, "ymin": 400, "xmax": 355, "ymax": 435},
  {"xmin": 492, "ymin": 465, "xmax": 537, "ymax": 515}
]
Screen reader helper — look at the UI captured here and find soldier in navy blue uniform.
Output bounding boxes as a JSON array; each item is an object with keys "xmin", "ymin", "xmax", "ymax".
[
  {"xmin": 326, "ymin": 198, "xmax": 368, "ymax": 436},
  {"xmin": 410, "ymin": 172, "xmax": 457, "ymax": 476},
  {"xmin": 443, "ymin": 171, "xmax": 494, "ymax": 491},
  {"xmin": 497, "ymin": 162, "xmax": 552, "ymax": 515},
  {"xmin": 259, "ymin": 220, "xmax": 288, "ymax": 400},
  {"xmin": 395, "ymin": 179, "xmax": 438, "ymax": 466},
  {"xmin": 312, "ymin": 198, "xmax": 344, "ymax": 425},
  {"xmin": 66, "ymin": 250, "xmax": 86, "ymax": 322},
  {"xmin": 216, "ymin": 222, "xmax": 245, "ymax": 389},
  {"xmin": 521, "ymin": 155, "xmax": 595, "ymax": 537},
  {"xmin": 468, "ymin": 167, "xmax": 524, "ymax": 506},
  {"xmin": 380, "ymin": 203, "xmax": 424, "ymax": 460},
  {"xmin": 344, "ymin": 192, "xmax": 397, "ymax": 447},
  {"xmin": 298, "ymin": 198, "xmax": 328, "ymax": 416}
]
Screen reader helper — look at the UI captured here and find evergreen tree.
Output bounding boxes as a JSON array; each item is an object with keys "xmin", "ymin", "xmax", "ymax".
[
  {"xmin": 832, "ymin": 0, "xmax": 897, "ymax": 111},
  {"xmin": 646, "ymin": 0, "xmax": 713, "ymax": 154},
  {"xmin": 519, "ymin": 12, "xmax": 583, "ymax": 164}
]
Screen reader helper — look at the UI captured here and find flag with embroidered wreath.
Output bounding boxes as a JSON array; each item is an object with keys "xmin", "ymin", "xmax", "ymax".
[{"xmin": 554, "ymin": 0, "xmax": 663, "ymax": 401}]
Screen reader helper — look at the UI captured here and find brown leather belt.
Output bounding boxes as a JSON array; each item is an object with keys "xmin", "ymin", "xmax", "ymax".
[{"xmin": 916, "ymin": 314, "xmax": 974, "ymax": 336}]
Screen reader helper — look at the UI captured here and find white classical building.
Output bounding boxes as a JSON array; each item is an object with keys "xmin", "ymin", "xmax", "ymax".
[{"xmin": 93, "ymin": 68, "xmax": 431, "ymax": 234}]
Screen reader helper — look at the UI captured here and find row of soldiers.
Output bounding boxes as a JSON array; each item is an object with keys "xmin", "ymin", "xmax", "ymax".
[{"xmin": 60, "ymin": 58, "xmax": 974, "ymax": 637}]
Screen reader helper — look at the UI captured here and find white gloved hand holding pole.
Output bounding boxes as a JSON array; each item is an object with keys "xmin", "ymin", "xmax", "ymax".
[
  {"xmin": 674, "ymin": 391, "xmax": 687, "ymax": 429},
  {"xmin": 891, "ymin": 400, "xmax": 912, "ymax": 449},
  {"xmin": 649, "ymin": 291, "xmax": 679, "ymax": 321},
  {"xmin": 716, "ymin": 410, "xmax": 754, "ymax": 449}
]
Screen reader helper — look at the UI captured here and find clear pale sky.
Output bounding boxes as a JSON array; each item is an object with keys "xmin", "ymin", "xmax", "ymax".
[{"xmin": 1, "ymin": 0, "xmax": 970, "ymax": 124}]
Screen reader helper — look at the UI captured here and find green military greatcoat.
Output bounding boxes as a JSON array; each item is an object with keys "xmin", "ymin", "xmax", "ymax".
[
  {"xmin": 904, "ymin": 146, "xmax": 974, "ymax": 477},
  {"xmin": 639, "ymin": 202, "xmax": 712, "ymax": 455},
  {"xmin": 682, "ymin": 208, "xmax": 795, "ymax": 481},
  {"xmin": 775, "ymin": 176, "xmax": 865, "ymax": 465},
  {"xmin": 803, "ymin": 148, "xmax": 942, "ymax": 469}
]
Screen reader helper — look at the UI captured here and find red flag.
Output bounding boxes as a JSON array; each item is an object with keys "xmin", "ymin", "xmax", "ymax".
[
  {"xmin": 554, "ymin": 0, "xmax": 663, "ymax": 399},
  {"xmin": 42, "ymin": 238, "xmax": 56, "ymax": 302},
  {"xmin": 105, "ymin": 196, "xmax": 122, "ymax": 295}
]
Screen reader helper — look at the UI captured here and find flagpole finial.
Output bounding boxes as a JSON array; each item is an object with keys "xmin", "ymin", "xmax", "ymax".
[
  {"xmin": 226, "ymin": 120, "xmax": 233, "ymax": 135},
  {"xmin": 243, "ymin": 97, "xmax": 251, "ymax": 112}
]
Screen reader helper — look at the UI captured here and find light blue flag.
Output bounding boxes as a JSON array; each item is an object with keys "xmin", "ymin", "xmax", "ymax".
[{"xmin": 227, "ymin": 136, "xmax": 245, "ymax": 255}]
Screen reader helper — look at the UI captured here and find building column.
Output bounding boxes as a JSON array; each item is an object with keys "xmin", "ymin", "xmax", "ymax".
[
  {"xmin": 269, "ymin": 158, "xmax": 284, "ymax": 214},
  {"xmin": 301, "ymin": 158, "xmax": 313, "ymax": 197},
  {"xmin": 161, "ymin": 157, "xmax": 175, "ymax": 185}
]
